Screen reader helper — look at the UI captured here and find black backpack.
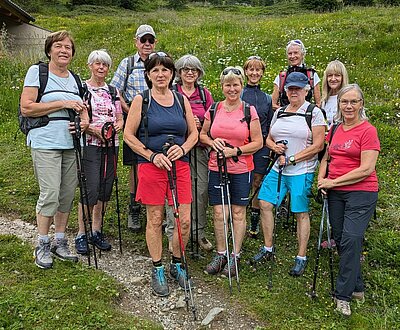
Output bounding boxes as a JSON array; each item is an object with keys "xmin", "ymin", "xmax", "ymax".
[
  {"xmin": 18, "ymin": 62, "xmax": 86, "ymax": 135},
  {"xmin": 278, "ymin": 65, "xmax": 316, "ymax": 107},
  {"xmin": 139, "ymin": 89, "xmax": 186, "ymax": 147},
  {"xmin": 277, "ymin": 103, "xmax": 327, "ymax": 161},
  {"xmin": 208, "ymin": 101, "xmax": 252, "ymax": 141}
]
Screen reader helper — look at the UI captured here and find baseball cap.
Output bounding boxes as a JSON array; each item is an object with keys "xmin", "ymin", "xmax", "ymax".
[
  {"xmin": 285, "ymin": 72, "xmax": 309, "ymax": 88},
  {"xmin": 136, "ymin": 24, "xmax": 156, "ymax": 38}
]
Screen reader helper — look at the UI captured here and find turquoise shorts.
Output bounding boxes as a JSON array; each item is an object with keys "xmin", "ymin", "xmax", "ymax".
[{"xmin": 258, "ymin": 170, "xmax": 314, "ymax": 213}]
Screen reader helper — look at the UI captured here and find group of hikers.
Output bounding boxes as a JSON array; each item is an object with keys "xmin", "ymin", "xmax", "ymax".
[{"xmin": 19, "ymin": 24, "xmax": 380, "ymax": 318}]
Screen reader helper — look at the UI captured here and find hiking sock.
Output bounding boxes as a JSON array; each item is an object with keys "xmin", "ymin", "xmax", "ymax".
[
  {"xmin": 55, "ymin": 232, "xmax": 65, "ymax": 240},
  {"xmin": 296, "ymin": 255, "xmax": 307, "ymax": 261},
  {"xmin": 264, "ymin": 246, "xmax": 273, "ymax": 253},
  {"xmin": 172, "ymin": 256, "xmax": 182, "ymax": 264},
  {"xmin": 217, "ymin": 250, "xmax": 227, "ymax": 256},
  {"xmin": 153, "ymin": 260, "xmax": 162, "ymax": 268},
  {"xmin": 38, "ymin": 234, "xmax": 50, "ymax": 244}
]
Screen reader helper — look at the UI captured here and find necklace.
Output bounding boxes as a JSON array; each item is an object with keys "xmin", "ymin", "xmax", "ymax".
[{"xmin": 224, "ymin": 102, "xmax": 240, "ymax": 113}]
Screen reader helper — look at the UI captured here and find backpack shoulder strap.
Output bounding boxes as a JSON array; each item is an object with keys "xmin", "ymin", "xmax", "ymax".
[
  {"xmin": 329, "ymin": 123, "xmax": 340, "ymax": 145},
  {"xmin": 124, "ymin": 55, "xmax": 135, "ymax": 90},
  {"xmin": 141, "ymin": 89, "xmax": 151, "ymax": 146},
  {"xmin": 197, "ymin": 85, "xmax": 207, "ymax": 110},
  {"xmin": 277, "ymin": 105, "xmax": 288, "ymax": 118},
  {"xmin": 278, "ymin": 70, "xmax": 287, "ymax": 93},
  {"xmin": 37, "ymin": 62, "xmax": 49, "ymax": 102},
  {"xmin": 242, "ymin": 101, "xmax": 252, "ymax": 141},
  {"xmin": 107, "ymin": 84, "xmax": 119, "ymax": 104},
  {"xmin": 305, "ymin": 103, "xmax": 316, "ymax": 131},
  {"xmin": 172, "ymin": 90, "xmax": 186, "ymax": 116},
  {"xmin": 207, "ymin": 101, "xmax": 219, "ymax": 138},
  {"xmin": 171, "ymin": 84, "xmax": 178, "ymax": 92},
  {"xmin": 68, "ymin": 69, "xmax": 85, "ymax": 98}
]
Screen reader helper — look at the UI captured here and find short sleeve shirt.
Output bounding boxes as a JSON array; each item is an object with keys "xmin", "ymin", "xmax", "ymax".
[
  {"xmin": 23, "ymin": 64, "xmax": 82, "ymax": 149},
  {"xmin": 270, "ymin": 101, "xmax": 326, "ymax": 175},
  {"xmin": 205, "ymin": 103, "xmax": 259, "ymax": 174}
]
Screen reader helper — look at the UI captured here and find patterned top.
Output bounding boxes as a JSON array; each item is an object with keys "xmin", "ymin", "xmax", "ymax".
[
  {"xmin": 86, "ymin": 81, "xmax": 122, "ymax": 147},
  {"xmin": 110, "ymin": 52, "xmax": 147, "ymax": 105}
]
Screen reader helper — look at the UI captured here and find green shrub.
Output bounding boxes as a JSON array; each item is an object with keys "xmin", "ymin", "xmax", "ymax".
[{"xmin": 300, "ymin": 0, "xmax": 343, "ymax": 12}]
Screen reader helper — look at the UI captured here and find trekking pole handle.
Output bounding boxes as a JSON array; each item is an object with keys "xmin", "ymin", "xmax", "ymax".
[
  {"xmin": 74, "ymin": 113, "xmax": 82, "ymax": 139},
  {"xmin": 101, "ymin": 122, "xmax": 116, "ymax": 142}
]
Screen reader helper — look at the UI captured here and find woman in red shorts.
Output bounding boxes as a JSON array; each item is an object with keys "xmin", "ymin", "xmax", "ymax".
[{"xmin": 124, "ymin": 52, "xmax": 197, "ymax": 297}]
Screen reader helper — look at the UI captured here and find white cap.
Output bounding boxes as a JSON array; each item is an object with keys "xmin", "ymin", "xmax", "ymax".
[{"xmin": 135, "ymin": 24, "xmax": 156, "ymax": 38}]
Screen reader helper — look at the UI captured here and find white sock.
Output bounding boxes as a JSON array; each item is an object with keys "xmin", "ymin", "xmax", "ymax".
[
  {"xmin": 217, "ymin": 250, "xmax": 227, "ymax": 256},
  {"xmin": 55, "ymin": 232, "xmax": 65, "ymax": 240},
  {"xmin": 38, "ymin": 234, "xmax": 50, "ymax": 243},
  {"xmin": 296, "ymin": 255, "xmax": 307, "ymax": 261},
  {"xmin": 264, "ymin": 246, "xmax": 273, "ymax": 252}
]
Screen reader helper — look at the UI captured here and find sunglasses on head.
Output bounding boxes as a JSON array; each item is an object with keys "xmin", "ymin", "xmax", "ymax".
[
  {"xmin": 247, "ymin": 55, "xmax": 262, "ymax": 61},
  {"xmin": 222, "ymin": 68, "xmax": 242, "ymax": 76},
  {"xmin": 148, "ymin": 51, "xmax": 168, "ymax": 59},
  {"xmin": 287, "ymin": 39, "xmax": 303, "ymax": 46},
  {"xmin": 139, "ymin": 36, "xmax": 155, "ymax": 44}
]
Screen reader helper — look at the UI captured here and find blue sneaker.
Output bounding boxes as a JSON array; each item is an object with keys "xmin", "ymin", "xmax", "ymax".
[
  {"xmin": 170, "ymin": 262, "xmax": 194, "ymax": 290},
  {"xmin": 151, "ymin": 266, "xmax": 170, "ymax": 297},
  {"xmin": 289, "ymin": 257, "xmax": 307, "ymax": 277},
  {"xmin": 75, "ymin": 234, "xmax": 88, "ymax": 255},
  {"xmin": 250, "ymin": 246, "xmax": 273, "ymax": 266}
]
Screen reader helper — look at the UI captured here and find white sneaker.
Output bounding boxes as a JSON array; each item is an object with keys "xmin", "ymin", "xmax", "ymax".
[
  {"xmin": 34, "ymin": 239, "xmax": 53, "ymax": 269},
  {"xmin": 335, "ymin": 298, "xmax": 351, "ymax": 316}
]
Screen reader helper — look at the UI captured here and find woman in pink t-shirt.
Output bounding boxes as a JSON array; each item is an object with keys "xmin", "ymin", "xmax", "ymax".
[
  {"xmin": 318, "ymin": 84, "xmax": 380, "ymax": 317},
  {"xmin": 200, "ymin": 66, "xmax": 263, "ymax": 278}
]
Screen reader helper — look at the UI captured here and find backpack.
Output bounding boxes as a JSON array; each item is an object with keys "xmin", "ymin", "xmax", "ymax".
[
  {"xmin": 208, "ymin": 101, "xmax": 252, "ymax": 141},
  {"xmin": 123, "ymin": 55, "xmax": 144, "ymax": 103},
  {"xmin": 139, "ymin": 89, "xmax": 186, "ymax": 147},
  {"xmin": 171, "ymin": 84, "xmax": 207, "ymax": 111},
  {"xmin": 84, "ymin": 84, "xmax": 119, "ymax": 122},
  {"xmin": 18, "ymin": 62, "xmax": 86, "ymax": 135},
  {"xmin": 277, "ymin": 103, "xmax": 327, "ymax": 161},
  {"xmin": 278, "ymin": 65, "xmax": 316, "ymax": 107}
]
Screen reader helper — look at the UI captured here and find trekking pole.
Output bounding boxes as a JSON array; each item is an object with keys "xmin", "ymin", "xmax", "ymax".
[
  {"xmin": 69, "ymin": 110, "xmax": 98, "ymax": 269},
  {"xmin": 310, "ymin": 193, "xmax": 334, "ymax": 298},
  {"xmin": 217, "ymin": 151, "xmax": 233, "ymax": 294},
  {"xmin": 163, "ymin": 139, "xmax": 197, "ymax": 320},
  {"xmin": 222, "ymin": 153, "xmax": 240, "ymax": 292},
  {"xmin": 193, "ymin": 147, "xmax": 199, "ymax": 257}
]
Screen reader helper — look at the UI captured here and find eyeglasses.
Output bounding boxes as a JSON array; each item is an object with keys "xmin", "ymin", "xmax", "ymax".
[
  {"xmin": 182, "ymin": 67, "xmax": 198, "ymax": 74},
  {"xmin": 139, "ymin": 36, "xmax": 155, "ymax": 44},
  {"xmin": 222, "ymin": 68, "xmax": 242, "ymax": 76},
  {"xmin": 287, "ymin": 39, "xmax": 303, "ymax": 46},
  {"xmin": 247, "ymin": 55, "xmax": 262, "ymax": 61},
  {"xmin": 339, "ymin": 99, "xmax": 362, "ymax": 106},
  {"xmin": 148, "ymin": 51, "xmax": 168, "ymax": 59}
]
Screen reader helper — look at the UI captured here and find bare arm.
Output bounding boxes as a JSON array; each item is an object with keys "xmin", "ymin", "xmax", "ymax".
[
  {"xmin": 20, "ymin": 86, "xmax": 86, "ymax": 117},
  {"xmin": 318, "ymin": 150, "xmax": 379, "ymax": 189},
  {"xmin": 271, "ymin": 84, "xmax": 280, "ymax": 110}
]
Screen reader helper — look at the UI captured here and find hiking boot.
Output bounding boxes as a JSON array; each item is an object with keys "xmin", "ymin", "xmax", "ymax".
[
  {"xmin": 250, "ymin": 246, "xmax": 273, "ymax": 266},
  {"xmin": 199, "ymin": 237, "xmax": 213, "ymax": 251},
  {"xmin": 221, "ymin": 255, "xmax": 240, "ymax": 278},
  {"xmin": 352, "ymin": 291, "xmax": 365, "ymax": 304},
  {"xmin": 75, "ymin": 234, "xmax": 88, "ymax": 255},
  {"xmin": 51, "ymin": 238, "xmax": 78, "ymax": 263},
  {"xmin": 90, "ymin": 231, "xmax": 112, "ymax": 251},
  {"xmin": 289, "ymin": 257, "xmax": 307, "ymax": 277},
  {"xmin": 128, "ymin": 204, "xmax": 141, "ymax": 232},
  {"xmin": 151, "ymin": 266, "xmax": 170, "ymax": 297},
  {"xmin": 248, "ymin": 212, "xmax": 260, "ymax": 239},
  {"xmin": 34, "ymin": 239, "xmax": 53, "ymax": 269},
  {"xmin": 335, "ymin": 298, "xmax": 351, "ymax": 316},
  {"xmin": 204, "ymin": 254, "xmax": 227, "ymax": 275},
  {"xmin": 170, "ymin": 262, "xmax": 194, "ymax": 290}
]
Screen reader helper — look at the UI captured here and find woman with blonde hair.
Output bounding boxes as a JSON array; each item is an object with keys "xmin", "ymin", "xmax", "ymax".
[{"xmin": 321, "ymin": 60, "xmax": 349, "ymax": 128}]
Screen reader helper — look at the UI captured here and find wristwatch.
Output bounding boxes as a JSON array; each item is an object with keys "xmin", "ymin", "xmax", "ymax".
[
  {"xmin": 289, "ymin": 155, "xmax": 296, "ymax": 166},
  {"xmin": 236, "ymin": 147, "xmax": 243, "ymax": 156}
]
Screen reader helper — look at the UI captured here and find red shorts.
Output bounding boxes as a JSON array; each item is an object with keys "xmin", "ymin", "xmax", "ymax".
[{"xmin": 136, "ymin": 160, "xmax": 192, "ymax": 205}]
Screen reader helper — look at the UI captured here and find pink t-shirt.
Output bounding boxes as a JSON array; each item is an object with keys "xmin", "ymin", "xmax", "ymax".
[
  {"xmin": 204, "ymin": 102, "xmax": 259, "ymax": 174},
  {"xmin": 327, "ymin": 121, "xmax": 380, "ymax": 191}
]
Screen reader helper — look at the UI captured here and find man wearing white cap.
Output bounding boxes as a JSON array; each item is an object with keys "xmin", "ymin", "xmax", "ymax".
[{"xmin": 110, "ymin": 24, "xmax": 157, "ymax": 232}]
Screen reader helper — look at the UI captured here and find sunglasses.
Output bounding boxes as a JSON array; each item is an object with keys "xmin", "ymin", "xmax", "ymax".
[
  {"xmin": 222, "ymin": 68, "xmax": 242, "ymax": 76},
  {"xmin": 247, "ymin": 55, "xmax": 262, "ymax": 61},
  {"xmin": 139, "ymin": 36, "xmax": 155, "ymax": 44},
  {"xmin": 287, "ymin": 39, "xmax": 303, "ymax": 46},
  {"xmin": 148, "ymin": 51, "xmax": 169, "ymax": 59}
]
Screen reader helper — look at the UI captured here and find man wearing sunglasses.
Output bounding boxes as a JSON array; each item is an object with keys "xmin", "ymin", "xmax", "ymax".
[{"xmin": 110, "ymin": 24, "xmax": 157, "ymax": 233}]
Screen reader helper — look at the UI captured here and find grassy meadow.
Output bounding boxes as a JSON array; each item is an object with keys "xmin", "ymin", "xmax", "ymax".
[{"xmin": 0, "ymin": 4, "xmax": 399, "ymax": 329}]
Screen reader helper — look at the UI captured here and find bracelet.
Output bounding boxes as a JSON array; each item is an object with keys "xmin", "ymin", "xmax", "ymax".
[
  {"xmin": 179, "ymin": 145, "xmax": 186, "ymax": 156},
  {"xmin": 149, "ymin": 152, "xmax": 158, "ymax": 163}
]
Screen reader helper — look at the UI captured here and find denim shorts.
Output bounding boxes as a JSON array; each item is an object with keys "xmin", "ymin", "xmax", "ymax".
[
  {"xmin": 208, "ymin": 170, "xmax": 253, "ymax": 206},
  {"xmin": 258, "ymin": 170, "xmax": 314, "ymax": 213}
]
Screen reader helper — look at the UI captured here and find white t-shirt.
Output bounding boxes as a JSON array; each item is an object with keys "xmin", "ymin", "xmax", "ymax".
[
  {"xmin": 270, "ymin": 101, "xmax": 326, "ymax": 175},
  {"xmin": 322, "ymin": 95, "xmax": 338, "ymax": 128}
]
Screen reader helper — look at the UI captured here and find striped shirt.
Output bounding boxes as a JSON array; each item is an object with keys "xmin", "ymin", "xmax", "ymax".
[{"xmin": 110, "ymin": 53, "xmax": 147, "ymax": 105}]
